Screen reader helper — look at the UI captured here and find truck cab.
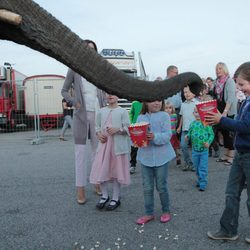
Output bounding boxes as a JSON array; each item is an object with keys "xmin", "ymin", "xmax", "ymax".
[{"xmin": 100, "ymin": 49, "xmax": 147, "ymax": 110}]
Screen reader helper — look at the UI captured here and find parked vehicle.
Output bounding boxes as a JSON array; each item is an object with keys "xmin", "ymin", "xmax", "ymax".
[{"xmin": 100, "ymin": 49, "xmax": 148, "ymax": 109}]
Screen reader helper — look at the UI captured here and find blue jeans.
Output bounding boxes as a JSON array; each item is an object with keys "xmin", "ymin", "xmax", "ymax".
[
  {"xmin": 192, "ymin": 150, "xmax": 208, "ymax": 189},
  {"xmin": 220, "ymin": 152, "xmax": 250, "ymax": 235},
  {"xmin": 181, "ymin": 131, "xmax": 192, "ymax": 165},
  {"xmin": 141, "ymin": 163, "xmax": 169, "ymax": 215}
]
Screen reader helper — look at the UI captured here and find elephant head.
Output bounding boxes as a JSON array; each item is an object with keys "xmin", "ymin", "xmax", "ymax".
[{"xmin": 0, "ymin": 0, "xmax": 203, "ymax": 101}]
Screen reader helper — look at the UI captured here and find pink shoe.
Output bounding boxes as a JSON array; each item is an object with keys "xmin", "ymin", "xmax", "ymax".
[
  {"xmin": 160, "ymin": 213, "xmax": 171, "ymax": 223},
  {"xmin": 136, "ymin": 215, "xmax": 155, "ymax": 225}
]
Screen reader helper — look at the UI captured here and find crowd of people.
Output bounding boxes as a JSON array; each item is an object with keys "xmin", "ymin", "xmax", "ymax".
[{"xmin": 60, "ymin": 39, "xmax": 250, "ymax": 244}]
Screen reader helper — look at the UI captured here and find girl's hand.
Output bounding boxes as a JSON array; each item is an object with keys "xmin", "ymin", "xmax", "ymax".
[
  {"xmin": 146, "ymin": 132, "xmax": 154, "ymax": 141},
  {"xmin": 106, "ymin": 127, "xmax": 120, "ymax": 135},
  {"xmin": 205, "ymin": 110, "xmax": 222, "ymax": 125},
  {"xmin": 97, "ymin": 132, "xmax": 107, "ymax": 143},
  {"xmin": 184, "ymin": 135, "xmax": 189, "ymax": 141},
  {"xmin": 204, "ymin": 142, "xmax": 209, "ymax": 148},
  {"xmin": 176, "ymin": 127, "xmax": 181, "ymax": 134}
]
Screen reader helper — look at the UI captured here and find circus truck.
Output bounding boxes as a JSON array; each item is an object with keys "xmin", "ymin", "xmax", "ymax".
[
  {"xmin": 99, "ymin": 49, "xmax": 148, "ymax": 109},
  {"xmin": 0, "ymin": 63, "xmax": 65, "ymax": 131}
]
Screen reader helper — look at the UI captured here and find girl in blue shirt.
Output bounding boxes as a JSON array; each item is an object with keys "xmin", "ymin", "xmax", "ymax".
[{"xmin": 136, "ymin": 100, "xmax": 175, "ymax": 225}]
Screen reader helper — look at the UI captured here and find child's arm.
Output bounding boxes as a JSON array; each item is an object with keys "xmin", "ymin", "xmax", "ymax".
[
  {"xmin": 152, "ymin": 113, "xmax": 172, "ymax": 145},
  {"xmin": 202, "ymin": 125, "xmax": 214, "ymax": 148},
  {"xmin": 95, "ymin": 109, "xmax": 107, "ymax": 143},
  {"xmin": 177, "ymin": 116, "xmax": 182, "ymax": 134}
]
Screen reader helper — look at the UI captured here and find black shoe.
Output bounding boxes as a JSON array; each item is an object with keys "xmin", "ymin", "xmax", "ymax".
[
  {"xmin": 207, "ymin": 230, "xmax": 239, "ymax": 241},
  {"xmin": 96, "ymin": 196, "xmax": 109, "ymax": 209},
  {"xmin": 245, "ymin": 237, "xmax": 250, "ymax": 244},
  {"xmin": 199, "ymin": 188, "xmax": 205, "ymax": 192},
  {"xmin": 106, "ymin": 200, "xmax": 121, "ymax": 211}
]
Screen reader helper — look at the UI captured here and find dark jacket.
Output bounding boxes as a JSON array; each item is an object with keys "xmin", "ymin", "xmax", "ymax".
[{"xmin": 220, "ymin": 97, "xmax": 250, "ymax": 153}]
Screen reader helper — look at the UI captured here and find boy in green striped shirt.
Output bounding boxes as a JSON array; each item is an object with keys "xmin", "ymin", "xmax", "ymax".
[{"xmin": 185, "ymin": 107, "xmax": 214, "ymax": 191}]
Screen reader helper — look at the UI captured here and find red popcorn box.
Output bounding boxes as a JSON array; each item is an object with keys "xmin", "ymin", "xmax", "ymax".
[
  {"xmin": 128, "ymin": 122, "xmax": 149, "ymax": 147},
  {"xmin": 196, "ymin": 100, "xmax": 217, "ymax": 125}
]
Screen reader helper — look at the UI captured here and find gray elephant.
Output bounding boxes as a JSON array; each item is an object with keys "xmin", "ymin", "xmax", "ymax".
[{"xmin": 0, "ymin": 0, "xmax": 203, "ymax": 100}]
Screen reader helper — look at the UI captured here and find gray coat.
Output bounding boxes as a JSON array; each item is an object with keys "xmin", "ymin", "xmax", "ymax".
[{"xmin": 61, "ymin": 68, "xmax": 107, "ymax": 144}]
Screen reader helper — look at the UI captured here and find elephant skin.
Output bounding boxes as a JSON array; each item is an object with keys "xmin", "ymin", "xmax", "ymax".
[{"xmin": 0, "ymin": 0, "xmax": 203, "ymax": 101}]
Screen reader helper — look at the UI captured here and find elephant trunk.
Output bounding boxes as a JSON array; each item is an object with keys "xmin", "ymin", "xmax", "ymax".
[{"xmin": 0, "ymin": 0, "xmax": 203, "ymax": 101}]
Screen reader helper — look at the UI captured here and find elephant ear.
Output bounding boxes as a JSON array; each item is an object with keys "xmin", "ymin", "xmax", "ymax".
[{"xmin": 0, "ymin": 0, "xmax": 203, "ymax": 101}]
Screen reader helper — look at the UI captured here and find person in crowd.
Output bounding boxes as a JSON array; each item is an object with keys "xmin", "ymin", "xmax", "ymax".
[
  {"xmin": 136, "ymin": 100, "xmax": 175, "ymax": 225},
  {"xmin": 213, "ymin": 62, "xmax": 237, "ymax": 166},
  {"xmin": 90, "ymin": 94, "xmax": 131, "ymax": 211},
  {"xmin": 205, "ymin": 77, "xmax": 215, "ymax": 96},
  {"xmin": 165, "ymin": 101, "xmax": 181, "ymax": 166},
  {"xmin": 205, "ymin": 62, "xmax": 250, "ymax": 244},
  {"xmin": 59, "ymin": 97, "xmax": 73, "ymax": 141},
  {"xmin": 199, "ymin": 84, "xmax": 220, "ymax": 158},
  {"xmin": 61, "ymin": 39, "xmax": 107, "ymax": 204},
  {"xmin": 185, "ymin": 107, "xmax": 214, "ymax": 191},
  {"xmin": 129, "ymin": 100, "xmax": 143, "ymax": 174},
  {"xmin": 177, "ymin": 86, "xmax": 198, "ymax": 171},
  {"xmin": 165, "ymin": 65, "xmax": 182, "ymax": 115}
]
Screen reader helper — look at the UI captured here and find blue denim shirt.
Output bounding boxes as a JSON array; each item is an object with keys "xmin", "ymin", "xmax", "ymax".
[{"xmin": 137, "ymin": 111, "xmax": 176, "ymax": 167}]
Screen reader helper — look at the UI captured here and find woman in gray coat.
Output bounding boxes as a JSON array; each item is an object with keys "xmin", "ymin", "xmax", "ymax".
[{"xmin": 61, "ymin": 40, "xmax": 106, "ymax": 204}]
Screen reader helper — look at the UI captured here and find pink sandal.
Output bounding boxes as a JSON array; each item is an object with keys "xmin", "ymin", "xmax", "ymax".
[
  {"xmin": 136, "ymin": 215, "xmax": 155, "ymax": 225},
  {"xmin": 160, "ymin": 213, "xmax": 171, "ymax": 223}
]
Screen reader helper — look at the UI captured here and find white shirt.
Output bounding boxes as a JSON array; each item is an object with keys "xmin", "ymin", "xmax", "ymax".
[{"xmin": 81, "ymin": 77, "xmax": 99, "ymax": 111}]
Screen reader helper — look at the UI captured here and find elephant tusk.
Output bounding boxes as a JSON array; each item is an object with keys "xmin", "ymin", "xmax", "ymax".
[{"xmin": 0, "ymin": 9, "xmax": 22, "ymax": 26}]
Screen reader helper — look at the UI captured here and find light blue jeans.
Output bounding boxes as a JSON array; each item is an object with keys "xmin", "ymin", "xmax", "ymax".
[
  {"xmin": 181, "ymin": 131, "xmax": 192, "ymax": 166},
  {"xmin": 192, "ymin": 150, "xmax": 208, "ymax": 189},
  {"xmin": 220, "ymin": 152, "xmax": 250, "ymax": 235},
  {"xmin": 60, "ymin": 115, "xmax": 73, "ymax": 137},
  {"xmin": 141, "ymin": 163, "xmax": 169, "ymax": 215}
]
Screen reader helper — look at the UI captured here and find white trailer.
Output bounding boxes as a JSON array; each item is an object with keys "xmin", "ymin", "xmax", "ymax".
[{"xmin": 23, "ymin": 74, "xmax": 65, "ymax": 130}]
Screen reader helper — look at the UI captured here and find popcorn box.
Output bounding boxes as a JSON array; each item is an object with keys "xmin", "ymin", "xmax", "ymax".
[
  {"xmin": 128, "ymin": 122, "xmax": 149, "ymax": 147},
  {"xmin": 196, "ymin": 100, "xmax": 217, "ymax": 125}
]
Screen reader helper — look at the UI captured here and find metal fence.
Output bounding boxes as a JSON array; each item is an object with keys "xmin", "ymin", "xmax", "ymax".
[{"xmin": 0, "ymin": 77, "xmax": 69, "ymax": 144}]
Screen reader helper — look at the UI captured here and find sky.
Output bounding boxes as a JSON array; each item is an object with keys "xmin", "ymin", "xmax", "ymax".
[{"xmin": 1, "ymin": 0, "xmax": 250, "ymax": 80}]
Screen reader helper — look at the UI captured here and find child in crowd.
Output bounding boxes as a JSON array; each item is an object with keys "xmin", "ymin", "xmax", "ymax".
[
  {"xmin": 177, "ymin": 86, "xmax": 198, "ymax": 171},
  {"xmin": 185, "ymin": 107, "xmax": 214, "ymax": 191},
  {"xmin": 165, "ymin": 101, "xmax": 181, "ymax": 166},
  {"xmin": 90, "ymin": 94, "xmax": 131, "ymax": 211},
  {"xmin": 129, "ymin": 100, "xmax": 143, "ymax": 174},
  {"xmin": 136, "ymin": 100, "xmax": 175, "ymax": 225},
  {"xmin": 206, "ymin": 61, "xmax": 250, "ymax": 243}
]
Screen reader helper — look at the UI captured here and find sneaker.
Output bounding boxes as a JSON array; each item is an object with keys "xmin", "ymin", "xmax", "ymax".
[
  {"xmin": 190, "ymin": 167, "xmax": 196, "ymax": 172},
  {"xmin": 207, "ymin": 230, "xmax": 239, "ymax": 241},
  {"xmin": 245, "ymin": 237, "xmax": 250, "ymax": 244},
  {"xmin": 182, "ymin": 163, "xmax": 189, "ymax": 171},
  {"xmin": 130, "ymin": 166, "xmax": 136, "ymax": 174}
]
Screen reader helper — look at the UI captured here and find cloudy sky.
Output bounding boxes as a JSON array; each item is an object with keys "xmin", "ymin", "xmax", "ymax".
[{"xmin": 1, "ymin": 0, "xmax": 250, "ymax": 80}]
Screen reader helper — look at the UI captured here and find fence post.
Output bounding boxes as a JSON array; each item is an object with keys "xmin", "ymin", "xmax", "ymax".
[{"xmin": 31, "ymin": 78, "xmax": 44, "ymax": 145}]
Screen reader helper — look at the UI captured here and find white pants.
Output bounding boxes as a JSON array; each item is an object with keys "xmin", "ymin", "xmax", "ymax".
[{"xmin": 75, "ymin": 112, "xmax": 98, "ymax": 187}]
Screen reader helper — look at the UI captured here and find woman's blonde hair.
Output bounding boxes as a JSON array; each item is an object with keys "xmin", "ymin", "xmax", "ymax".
[{"xmin": 216, "ymin": 62, "xmax": 229, "ymax": 75}]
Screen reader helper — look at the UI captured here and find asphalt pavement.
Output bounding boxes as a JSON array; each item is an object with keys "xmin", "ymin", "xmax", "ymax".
[{"xmin": 0, "ymin": 131, "xmax": 249, "ymax": 250}]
